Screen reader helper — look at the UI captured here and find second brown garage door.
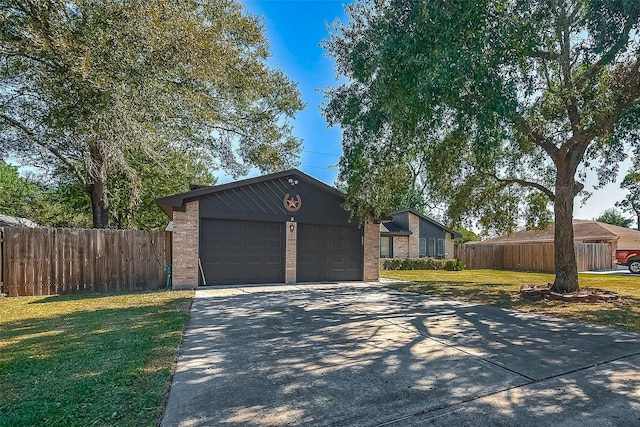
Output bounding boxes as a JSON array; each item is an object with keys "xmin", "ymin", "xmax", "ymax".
[{"xmin": 296, "ymin": 223, "xmax": 363, "ymax": 282}]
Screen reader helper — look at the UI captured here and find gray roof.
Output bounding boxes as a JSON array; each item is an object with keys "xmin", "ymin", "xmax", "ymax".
[
  {"xmin": 471, "ymin": 219, "xmax": 640, "ymax": 244},
  {"xmin": 380, "ymin": 222, "xmax": 411, "ymax": 236}
]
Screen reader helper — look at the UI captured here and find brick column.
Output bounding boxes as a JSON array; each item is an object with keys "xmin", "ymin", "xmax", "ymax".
[
  {"xmin": 408, "ymin": 213, "xmax": 420, "ymax": 258},
  {"xmin": 285, "ymin": 221, "xmax": 297, "ymax": 284},
  {"xmin": 363, "ymin": 219, "xmax": 380, "ymax": 282},
  {"xmin": 171, "ymin": 200, "xmax": 199, "ymax": 289},
  {"xmin": 444, "ymin": 235, "xmax": 454, "ymax": 259}
]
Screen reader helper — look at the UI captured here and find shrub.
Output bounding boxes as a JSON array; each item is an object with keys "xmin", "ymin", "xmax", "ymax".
[
  {"xmin": 380, "ymin": 257, "xmax": 465, "ymax": 271},
  {"xmin": 444, "ymin": 259, "xmax": 466, "ymax": 271}
]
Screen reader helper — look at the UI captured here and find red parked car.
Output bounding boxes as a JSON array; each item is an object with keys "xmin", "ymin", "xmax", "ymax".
[{"xmin": 615, "ymin": 249, "xmax": 640, "ymax": 274}]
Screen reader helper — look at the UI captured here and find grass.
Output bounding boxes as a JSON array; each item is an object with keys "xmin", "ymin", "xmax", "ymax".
[
  {"xmin": 0, "ymin": 290, "xmax": 193, "ymax": 427},
  {"xmin": 383, "ymin": 269, "xmax": 640, "ymax": 333}
]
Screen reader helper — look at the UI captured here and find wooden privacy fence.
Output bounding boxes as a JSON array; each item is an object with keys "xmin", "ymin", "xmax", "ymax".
[
  {"xmin": 454, "ymin": 242, "xmax": 614, "ymax": 273},
  {"xmin": 1, "ymin": 227, "xmax": 172, "ymax": 297},
  {"xmin": 0, "ymin": 228, "xmax": 3, "ymax": 295}
]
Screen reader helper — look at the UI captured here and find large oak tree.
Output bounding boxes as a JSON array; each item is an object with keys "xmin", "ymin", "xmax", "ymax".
[
  {"xmin": 323, "ymin": 0, "xmax": 640, "ymax": 292},
  {"xmin": 1, "ymin": 0, "xmax": 303, "ymax": 228}
]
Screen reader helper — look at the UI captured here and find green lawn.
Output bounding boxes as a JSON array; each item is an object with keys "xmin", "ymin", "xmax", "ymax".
[
  {"xmin": 383, "ymin": 269, "xmax": 640, "ymax": 333},
  {"xmin": 0, "ymin": 290, "xmax": 193, "ymax": 427}
]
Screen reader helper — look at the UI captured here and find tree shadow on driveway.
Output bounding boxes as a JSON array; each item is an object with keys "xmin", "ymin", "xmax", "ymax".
[{"xmin": 161, "ymin": 286, "xmax": 640, "ymax": 426}]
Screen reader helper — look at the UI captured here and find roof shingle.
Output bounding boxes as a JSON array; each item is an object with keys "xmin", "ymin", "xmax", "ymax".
[{"xmin": 471, "ymin": 219, "xmax": 640, "ymax": 244}]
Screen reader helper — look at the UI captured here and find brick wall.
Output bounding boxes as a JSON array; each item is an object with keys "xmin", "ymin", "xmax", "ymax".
[
  {"xmin": 392, "ymin": 236, "xmax": 409, "ymax": 258},
  {"xmin": 285, "ymin": 221, "xmax": 297, "ymax": 283},
  {"xmin": 408, "ymin": 213, "xmax": 420, "ymax": 257},
  {"xmin": 363, "ymin": 219, "xmax": 380, "ymax": 282},
  {"xmin": 171, "ymin": 200, "xmax": 199, "ymax": 289},
  {"xmin": 444, "ymin": 234, "xmax": 455, "ymax": 259}
]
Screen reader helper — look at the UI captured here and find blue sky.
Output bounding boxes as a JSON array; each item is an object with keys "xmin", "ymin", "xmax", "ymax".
[
  {"xmin": 237, "ymin": 0, "xmax": 629, "ymax": 223},
  {"xmin": 242, "ymin": 0, "xmax": 347, "ymax": 186}
]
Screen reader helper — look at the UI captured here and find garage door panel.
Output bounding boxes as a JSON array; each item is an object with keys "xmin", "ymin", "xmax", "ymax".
[
  {"xmin": 266, "ymin": 239, "xmax": 281, "ymax": 249},
  {"xmin": 266, "ymin": 223, "xmax": 282, "ymax": 233},
  {"xmin": 298, "ymin": 241, "xmax": 313, "ymax": 250},
  {"xmin": 266, "ymin": 255, "xmax": 282, "ymax": 264},
  {"xmin": 246, "ymin": 255, "xmax": 262, "ymax": 264},
  {"xmin": 298, "ymin": 254, "xmax": 312, "ymax": 264},
  {"xmin": 247, "ymin": 239, "xmax": 264, "ymax": 249},
  {"xmin": 297, "ymin": 224, "xmax": 362, "ymax": 282},
  {"xmin": 200, "ymin": 219, "xmax": 284, "ymax": 285},
  {"xmin": 245, "ymin": 222, "xmax": 260, "ymax": 232},
  {"xmin": 332, "ymin": 241, "xmax": 345, "ymax": 250},
  {"xmin": 226, "ymin": 239, "xmax": 243, "ymax": 249},
  {"xmin": 226, "ymin": 222, "xmax": 243, "ymax": 233}
]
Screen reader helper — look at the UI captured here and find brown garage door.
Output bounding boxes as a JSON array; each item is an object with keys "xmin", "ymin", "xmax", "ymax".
[
  {"xmin": 200, "ymin": 219, "xmax": 284, "ymax": 285},
  {"xmin": 297, "ymin": 223, "xmax": 362, "ymax": 282}
]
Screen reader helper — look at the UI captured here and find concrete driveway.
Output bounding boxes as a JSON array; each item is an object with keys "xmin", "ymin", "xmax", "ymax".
[{"xmin": 161, "ymin": 283, "xmax": 640, "ymax": 426}]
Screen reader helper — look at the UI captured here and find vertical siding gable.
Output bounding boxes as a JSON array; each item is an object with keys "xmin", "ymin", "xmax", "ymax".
[
  {"xmin": 393, "ymin": 212, "xmax": 410, "ymax": 231},
  {"xmin": 197, "ymin": 175, "xmax": 354, "ymax": 226},
  {"xmin": 419, "ymin": 218, "xmax": 446, "ymax": 239}
]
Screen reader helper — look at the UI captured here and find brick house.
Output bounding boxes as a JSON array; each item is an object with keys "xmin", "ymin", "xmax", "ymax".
[
  {"xmin": 380, "ymin": 209, "xmax": 460, "ymax": 259},
  {"xmin": 156, "ymin": 169, "xmax": 379, "ymax": 289}
]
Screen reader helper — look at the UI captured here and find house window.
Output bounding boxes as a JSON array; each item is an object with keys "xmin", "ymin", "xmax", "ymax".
[
  {"xmin": 437, "ymin": 239, "xmax": 445, "ymax": 257},
  {"xmin": 419, "ymin": 238, "xmax": 427, "ymax": 257},
  {"xmin": 380, "ymin": 236, "xmax": 391, "ymax": 258},
  {"xmin": 428, "ymin": 238, "xmax": 436, "ymax": 257}
]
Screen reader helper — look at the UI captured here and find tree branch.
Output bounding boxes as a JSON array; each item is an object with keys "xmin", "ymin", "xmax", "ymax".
[
  {"xmin": 530, "ymin": 50, "xmax": 560, "ymax": 60},
  {"xmin": 574, "ymin": 19, "xmax": 634, "ymax": 91},
  {"xmin": 511, "ymin": 112, "xmax": 559, "ymax": 160},
  {"xmin": 489, "ymin": 173, "xmax": 556, "ymax": 201},
  {"xmin": 0, "ymin": 114, "xmax": 87, "ymax": 188},
  {"xmin": 582, "ymin": 61, "xmax": 640, "ymax": 145},
  {"xmin": 556, "ymin": 5, "xmax": 581, "ymax": 134}
]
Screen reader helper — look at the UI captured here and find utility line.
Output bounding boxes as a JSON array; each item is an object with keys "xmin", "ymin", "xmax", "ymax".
[
  {"xmin": 302, "ymin": 150, "xmax": 341, "ymax": 157},
  {"xmin": 301, "ymin": 164, "xmax": 338, "ymax": 170}
]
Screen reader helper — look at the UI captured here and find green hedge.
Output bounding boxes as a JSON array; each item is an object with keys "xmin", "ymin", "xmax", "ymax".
[{"xmin": 380, "ymin": 257, "xmax": 466, "ymax": 271}]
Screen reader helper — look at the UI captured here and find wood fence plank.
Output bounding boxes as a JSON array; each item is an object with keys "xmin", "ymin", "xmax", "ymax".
[
  {"xmin": 17, "ymin": 228, "xmax": 27, "ymax": 296},
  {"xmin": 4, "ymin": 227, "xmax": 169, "ymax": 296},
  {"xmin": 0, "ymin": 227, "xmax": 3, "ymax": 296},
  {"xmin": 50, "ymin": 229, "xmax": 58, "ymax": 295},
  {"xmin": 5, "ymin": 228, "xmax": 13, "ymax": 297},
  {"xmin": 41, "ymin": 229, "xmax": 49, "ymax": 295},
  {"xmin": 455, "ymin": 241, "xmax": 612, "ymax": 273},
  {"xmin": 33, "ymin": 228, "xmax": 43, "ymax": 296},
  {"xmin": 5, "ymin": 228, "xmax": 15, "ymax": 297},
  {"xmin": 114, "ymin": 230, "xmax": 123, "ymax": 290}
]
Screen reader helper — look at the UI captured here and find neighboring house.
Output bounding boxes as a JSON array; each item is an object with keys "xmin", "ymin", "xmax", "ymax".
[
  {"xmin": 380, "ymin": 209, "xmax": 461, "ymax": 259},
  {"xmin": 0, "ymin": 214, "xmax": 40, "ymax": 228},
  {"xmin": 474, "ymin": 219, "xmax": 640, "ymax": 249},
  {"xmin": 156, "ymin": 169, "xmax": 380, "ymax": 288}
]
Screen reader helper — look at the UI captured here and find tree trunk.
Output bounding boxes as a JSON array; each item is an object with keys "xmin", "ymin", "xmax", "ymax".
[
  {"xmin": 88, "ymin": 148, "xmax": 110, "ymax": 229},
  {"xmin": 552, "ymin": 168, "xmax": 579, "ymax": 293},
  {"xmin": 90, "ymin": 179, "xmax": 109, "ymax": 229}
]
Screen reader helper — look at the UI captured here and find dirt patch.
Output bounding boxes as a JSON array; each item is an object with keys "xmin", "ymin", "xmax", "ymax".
[{"xmin": 520, "ymin": 284, "xmax": 620, "ymax": 303}]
